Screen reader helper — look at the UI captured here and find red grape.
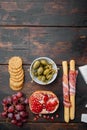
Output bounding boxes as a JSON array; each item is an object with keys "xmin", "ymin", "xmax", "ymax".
[
  {"xmin": 8, "ymin": 113, "xmax": 13, "ymax": 119},
  {"xmin": 12, "ymin": 95, "xmax": 18, "ymax": 103},
  {"xmin": 16, "ymin": 122, "xmax": 22, "ymax": 127},
  {"xmin": 16, "ymin": 92, "xmax": 23, "ymax": 98},
  {"xmin": 2, "ymin": 98, "xmax": 8, "ymax": 105},
  {"xmin": 15, "ymin": 104, "xmax": 24, "ymax": 111},
  {"xmin": 22, "ymin": 118, "xmax": 27, "ymax": 123},
  {"xmin": 1, "ymin": 92, "xmax": 28, "ymax": 127},
  {"xmin": 1, "ymin": 111, "xmax": 7, "ymax": 118},
  {"xmin": 19, "ymin": 97, "xmax": 25, "ymax": 104},
  {"xmin": 7, "ymin": 96, "xmax": 12, "ymax": 104},
  {"xmin": 20, "ymin": 111, "xmax": 28, "ymax": 118},
  {"xmin": 3, "ymin": 106, "xmax": 8, "ymax": 111},
  {"xmin": 24, "ymin": 98, "xmax": 29, "ymax": 105},
  {"xmin": 11, "ymin": 119, "xmax": 17, "ymax": 125},
  {"xmin": 8, "ymin": 106, "xmax": 14, "ymax": 113},
  {"xmin": 14, "ymin": 113, "xmax": 21, "ymax": 120}
]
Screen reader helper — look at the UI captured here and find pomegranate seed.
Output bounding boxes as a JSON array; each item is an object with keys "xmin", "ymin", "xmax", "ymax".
[
  {"xmin": 44, "ymin": 95, "xmax": 49, "ymax": 102},
  {"xmin": 33, "ymin": 117, "xmax": 37, "ymax": 121},
  {"xmin": 36, "ymin": 115, "xmax": 39, "ymax": 119},
  {"xmin": 56, "ymin": 114, "xmax": 59, "ymax": 118},
  {"xmin": 39, "ymin": 114, "xmax": 42, "ymax": 117},
  {"xmin": 46, "ymin": 115, "xmax": 50, "ymax": 119},
  {"xmin": 43, "ymin": 103, "xmax": 45, "ymax": 109},
  {"xmin": 51, "ymin": 116, "xmax": 54, "ymax": 120},
  {"xmin": 31, "ymin": 100, "xmax": 43, "ymax": 113},
  {"xmin": 43, "ymin": 115, "xmax": 46, "ymax": 119}
]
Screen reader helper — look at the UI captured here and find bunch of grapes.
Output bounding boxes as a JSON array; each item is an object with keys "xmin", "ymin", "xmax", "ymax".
[{"xmin": 1, "ymin": 92, "xmax": 29, "ymax": 127}]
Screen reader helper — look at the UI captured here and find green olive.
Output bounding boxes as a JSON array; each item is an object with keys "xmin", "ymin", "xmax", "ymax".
[
  {"xmin": 37, "ymin": 67, "xmax": 44, "ymax": 75},
  {"xmin": 38, "ymin": 75, "xmax": 42, "ymax": 80},
  {"xmin": 44, "ymin": 64, "xmax": 52, "ymax": 69},
  {"xmin": 44, "ymin": 65, "xmax": 49, "ymax": 69},
  {"xmin": 48, "ymin": 64, "xmax": 52, "ymax": 69},
  {"xmin": 33, "ymin": 60, "xmax": 40, "ymax": 69},
  {"xmin": 52, "ymin": 69, "xmax": 56, "ymax": 74},
  {"xmin": 46, "ymin": 74, "xmax": 53, "ymax": 80},
  {"xmin": 43, "ymin": 69, "xmax": 50, "ymax": 75},
  {"xmin": 41, "ymin": 76, "xmax": 46, "ymax": 82},
  {"xmin": 33, "ymin": 71, "xmax": 38, "ymax": 76},
  {"xmin": 40, "ymin": 59, "xmax": 48, "ymax": 65}
]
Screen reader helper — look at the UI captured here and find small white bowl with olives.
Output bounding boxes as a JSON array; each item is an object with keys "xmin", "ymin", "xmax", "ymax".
[{"xmin": 30, "ymin": 57, "xmax": 58, "ymax": 85}]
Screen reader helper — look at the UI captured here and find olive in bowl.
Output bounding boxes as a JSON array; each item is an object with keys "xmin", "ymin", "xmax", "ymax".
[{"xmin": 30, "ymin": 57, "xmax": 58, "ymax": 85}]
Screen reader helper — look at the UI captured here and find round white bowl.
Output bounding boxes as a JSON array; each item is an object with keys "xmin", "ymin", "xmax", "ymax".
[{"xmin": 30, "ymin": 57, "xmax": 58, "ymax": 85}]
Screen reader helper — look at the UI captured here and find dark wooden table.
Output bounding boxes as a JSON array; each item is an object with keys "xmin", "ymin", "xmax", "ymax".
[{"xmin": 0, "ymin": 0, "xmax": 87, "ymax": 130}]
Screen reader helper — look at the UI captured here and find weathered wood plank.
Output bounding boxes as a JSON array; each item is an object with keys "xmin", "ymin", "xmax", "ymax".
[
  {"xmin": 0, "ymin": 0, "xmax": 87, "ymax": 26},
  {"xmin": 0, "ymin": 122, "xmax": 87, "ymax": 130},
  {"xmin": 29, "ymin": 27, "xmax": 87, "ymax": 65},
  {"xmin": 0, "ymin": 65, "xmax": 87, "ymax": 123},
  {"xmin": 0, "ymin": 27, "xmax": 87, "ymax": 65}
]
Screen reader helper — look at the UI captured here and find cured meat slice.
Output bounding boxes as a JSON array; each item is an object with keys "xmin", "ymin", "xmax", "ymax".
[
  {"xmin": 69, "ymin": 70, "xmax": 78, "ymax": 95},
  {"xmin": 62, "ymin": 61, "xmax": 70, "ymax": 123},
  {"xmin": 63, "ymin": 75, "xmax": 71, "ymax": 107}
]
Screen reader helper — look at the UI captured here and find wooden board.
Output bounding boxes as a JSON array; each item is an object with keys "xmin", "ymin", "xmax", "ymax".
[
  {"xmin": 0, "ymin": 27, "xmax": 87, "ymax": 65},
  {"xmin": 0, "ymin": 0, "xmax": 87, "ymax": 26},
  {"xmin": 0, "ymin": 123, "xmax": 87, "ymax": 130},
  {"xmin": 0, "ymin": 0, "xmax": 87, "ymax": 130}
]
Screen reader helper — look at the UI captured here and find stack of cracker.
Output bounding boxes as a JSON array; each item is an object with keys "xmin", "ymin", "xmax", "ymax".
[{"xmin": 8, "ymin": 56, "xmax": 24, "ymax": 91}]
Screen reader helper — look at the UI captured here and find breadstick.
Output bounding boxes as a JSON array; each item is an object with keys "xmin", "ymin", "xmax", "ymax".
[
  {"xmin": 62, "ymin": 61, "xmax": 69, "ymax": 123},
  {"xmin": 69, "ymin": 60, "xmax": 75, "ymax": 120}
]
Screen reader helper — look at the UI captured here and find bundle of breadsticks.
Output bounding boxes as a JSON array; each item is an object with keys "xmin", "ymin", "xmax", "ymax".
[{"xmin": 62, "ymin": 60, "xmax": 78, "ymax": 123}]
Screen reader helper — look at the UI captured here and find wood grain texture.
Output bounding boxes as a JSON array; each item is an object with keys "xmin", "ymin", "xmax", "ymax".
[
  {"xmin": 0, "ymin": 0, "xmax": 87, "ymax": 26},
  {"xmin": 0, "ymin": 27, "xmax": 87, "ymax": 65},
  {"xmin": 0, "ymin": 123, "xmax": 87, "ymax": 130},
  {"xmin": 0, "ymin": 1, "xmax": 87, "ymax": 129}
]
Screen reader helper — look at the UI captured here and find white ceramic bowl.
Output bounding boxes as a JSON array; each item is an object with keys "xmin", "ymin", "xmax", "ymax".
[{"xmin": 30, "ymin": 57, "xmax": 58, "ymax": 85}]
